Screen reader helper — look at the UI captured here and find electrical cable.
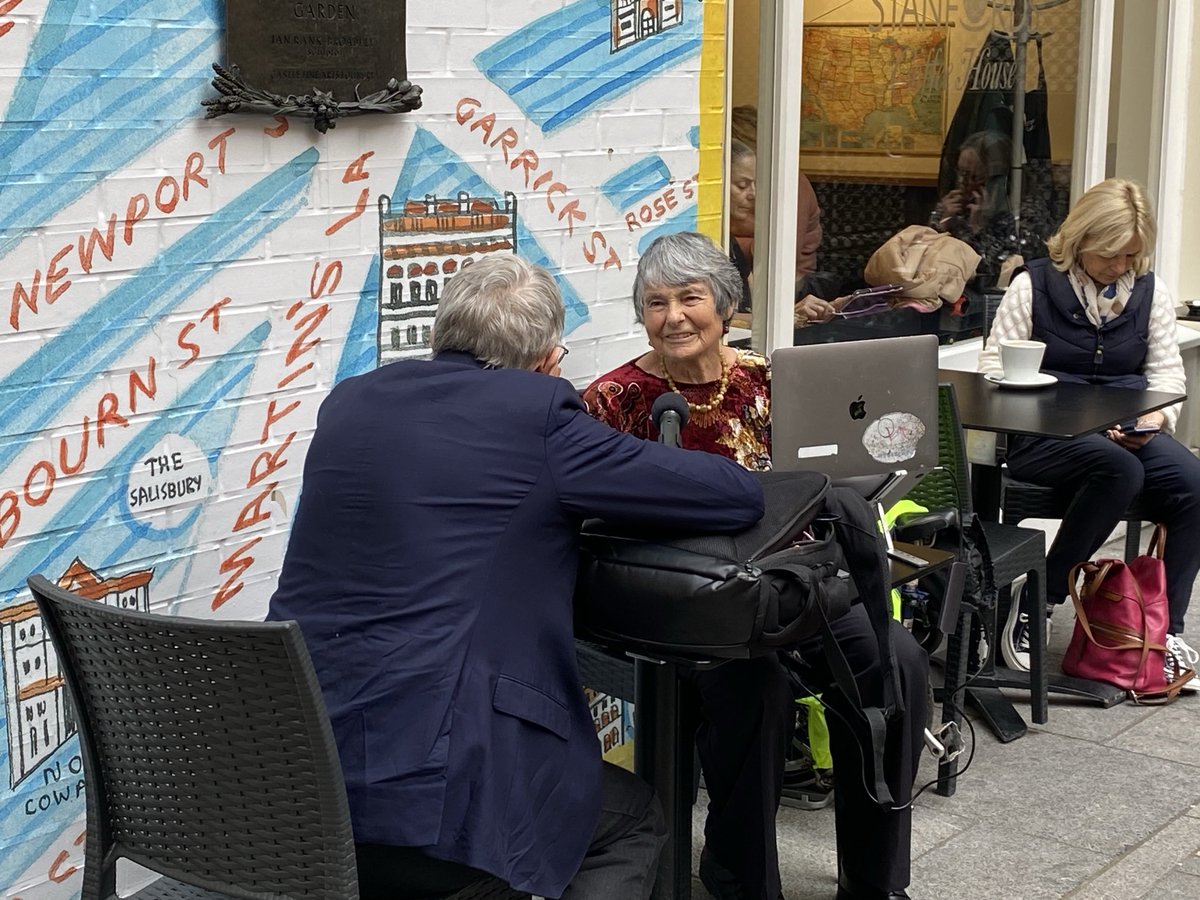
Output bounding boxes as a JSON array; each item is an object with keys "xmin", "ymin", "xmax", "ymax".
[{"xmin": 785, "ymin": 461, "xmax": 992, "ymax": 809}]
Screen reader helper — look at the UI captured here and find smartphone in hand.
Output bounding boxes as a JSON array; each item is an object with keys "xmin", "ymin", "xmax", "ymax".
[
  {"xmin": 1127, "ymin": 423, "xmax": 1162, "ymax": 435},
  {"xmin": 848, "ymin": 283, "xmax": 907, "ymax": 300}
]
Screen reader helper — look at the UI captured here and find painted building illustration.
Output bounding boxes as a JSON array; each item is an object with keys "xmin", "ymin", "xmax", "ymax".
[
  {"xmin": 377, "ymin": 191, "xmax": 519, "ymax": 366},
  {"xmin": 612, "ymin": 0, "xmax": 682, "ymax": 52},
  {"xmin": 585, "ymin": 686, "xmax": 634, "ymax": 770},
  {"xmin": 0, "ymin": 559, "xmax": 153, "ymax": 788}
]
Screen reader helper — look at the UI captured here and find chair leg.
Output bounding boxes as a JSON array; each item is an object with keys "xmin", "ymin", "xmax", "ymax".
[
  {"xmin": 1123, "ymin": 520, "xmax": 1142, "ymax": 562},
  {"xmin": 1026, "ymin": 567, "xmax": 1048, "ymax": 725}
]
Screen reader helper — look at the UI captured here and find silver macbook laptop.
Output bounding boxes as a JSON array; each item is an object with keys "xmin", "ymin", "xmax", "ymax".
[{"xmin": 770, "ymin": 335, "xmax": 939, "ymax": 499}]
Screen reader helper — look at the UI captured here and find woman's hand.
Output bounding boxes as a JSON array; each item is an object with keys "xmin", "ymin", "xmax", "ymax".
[
  {"xmin": 794, "ymin": 295, "xmax": 835, "ymax": 327},
  {"xmin": 1107, "ymin": 410, "xmax": 1166, "ymax": 449}
]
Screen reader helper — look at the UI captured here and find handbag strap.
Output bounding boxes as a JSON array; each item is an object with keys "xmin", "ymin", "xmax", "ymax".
[
  {"xmin": 1130, "ymin": 667, "xmax": 1195, "ymax": 705},
  {"xmin": 1147, "ymin": 523, "xmax": 1167, "ymax": 560}
]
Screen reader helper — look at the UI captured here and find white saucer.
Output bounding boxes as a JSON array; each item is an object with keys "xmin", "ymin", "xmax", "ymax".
[{"xmin": 984, "ymin": 372, "xmax": 1058, "ymax": 390}]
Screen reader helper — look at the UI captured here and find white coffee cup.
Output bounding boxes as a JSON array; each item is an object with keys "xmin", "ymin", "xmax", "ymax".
[{"xmin": 998, "ymin": 339, "xmax": 1046, "ymax": 384}]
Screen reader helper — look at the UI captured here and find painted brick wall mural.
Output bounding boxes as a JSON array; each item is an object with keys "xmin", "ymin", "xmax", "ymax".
[{"xmin": 0, "ymin": 0, "xmax": 725, "ymax": 893}]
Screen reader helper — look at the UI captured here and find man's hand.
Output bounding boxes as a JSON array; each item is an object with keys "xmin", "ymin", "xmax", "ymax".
[
  {"xmin": 794, "ymin": 295, "xmax": 835, "ymax": 327},
  {"xmin": 936, "ymin": 188, "xmax": 982, "ymax": 226}
]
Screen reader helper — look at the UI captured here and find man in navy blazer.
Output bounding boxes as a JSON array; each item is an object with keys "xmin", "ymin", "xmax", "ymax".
[{"xmin": 268, "ymin": 255, "xmax": 765, "ymax": 899}]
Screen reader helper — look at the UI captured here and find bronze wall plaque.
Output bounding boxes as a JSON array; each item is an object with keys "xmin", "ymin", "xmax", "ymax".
[
  {"xmin": 205, "ymin": 1, "xmax": 421, "ymax": 132},
  {"xmin": 228, "ymin": 1, "xmax": 405, "ymax": 99}
]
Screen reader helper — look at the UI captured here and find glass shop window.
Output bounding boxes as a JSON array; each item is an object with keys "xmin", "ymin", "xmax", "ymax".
[{"xmin": 729, "ymin": 0, "xmax": 1082, "ymax": 346}]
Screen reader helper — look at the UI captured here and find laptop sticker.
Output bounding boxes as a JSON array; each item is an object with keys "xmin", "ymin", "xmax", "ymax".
[
  {"xmin": 862, "ymin": 413, "xmax": 926, "ymax": 463},
  {"xmin": 795, "ymin": 443, "xmax": 839, "ymax": 459}
]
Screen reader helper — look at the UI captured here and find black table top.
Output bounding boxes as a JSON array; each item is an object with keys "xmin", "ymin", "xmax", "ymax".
[{"xmin": 938, "ymin": 369, "xmax": 1187, "ymax": 440}]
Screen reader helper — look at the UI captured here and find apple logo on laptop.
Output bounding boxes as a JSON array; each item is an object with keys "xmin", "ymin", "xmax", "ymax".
[{"xmin": 849, "ymin": 395, "xmax": 866, "ymax": 420}]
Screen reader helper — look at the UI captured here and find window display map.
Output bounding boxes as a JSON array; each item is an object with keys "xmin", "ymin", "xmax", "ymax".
[{"xmin": 800, "ymin": 27, "xmax": 946, "ymax": 154}]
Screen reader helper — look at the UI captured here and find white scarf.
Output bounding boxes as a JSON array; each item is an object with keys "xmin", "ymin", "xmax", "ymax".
[{"xmin": 1067, "ymin": 264, "xmax": 1135, "ymax": 327}]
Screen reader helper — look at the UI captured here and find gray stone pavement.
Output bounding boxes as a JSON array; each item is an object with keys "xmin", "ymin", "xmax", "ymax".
[{"xmin": 690, "ymin": 525, "xmax": 1200, "ymax": 899}]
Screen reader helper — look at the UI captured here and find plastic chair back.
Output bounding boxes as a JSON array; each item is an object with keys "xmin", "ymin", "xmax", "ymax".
[
  {"xmin": 905, "ymin": 383, "xmax": 974, "ymax": 518},
  {"xmin": 27, "ymin": 575, "xmax": 358, "ymax": 900}
]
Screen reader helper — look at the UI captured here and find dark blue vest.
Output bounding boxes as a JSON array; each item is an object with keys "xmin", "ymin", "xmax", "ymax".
[{"xmin": 1022, "ymin": 257, "xmax": 1153, "ymax": 389}]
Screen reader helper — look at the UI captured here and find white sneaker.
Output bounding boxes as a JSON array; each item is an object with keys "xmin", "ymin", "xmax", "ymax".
[
  {"xmin": 1001, "ymin": 608, "xmax": 1031, "ymax": 671},
  {"xmin": 1000, "ymin": 603, "xmax": 1052, "ymax": 672},
  {"xmin": 1165, "ymin": 634, "xmax": 1200, "ymax": 693}
]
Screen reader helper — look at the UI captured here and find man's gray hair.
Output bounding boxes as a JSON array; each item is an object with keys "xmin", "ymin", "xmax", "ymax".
[
  {"xmin": 632, "ymin": 232, "xmax": 742, "ymax": 323},
  {"xmin": 432, "ymin": 255, "xmax": 565, "ymax": 369}
]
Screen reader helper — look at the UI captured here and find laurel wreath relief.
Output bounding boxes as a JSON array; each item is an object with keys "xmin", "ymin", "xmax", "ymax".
[{"xmin": 202, "ymin": 63, "xmax": 423, "ymax": 133}]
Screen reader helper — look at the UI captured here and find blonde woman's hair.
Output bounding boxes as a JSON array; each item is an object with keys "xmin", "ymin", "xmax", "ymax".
[{"xmin": 1046, "ymin": 178, "xmax": 1157, "ymax": 275}]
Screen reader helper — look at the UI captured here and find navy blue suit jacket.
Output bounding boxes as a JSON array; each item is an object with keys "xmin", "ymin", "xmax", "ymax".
[{"xmin": 268, "ymin": 351, "xmax": 764, "ymax": 897}]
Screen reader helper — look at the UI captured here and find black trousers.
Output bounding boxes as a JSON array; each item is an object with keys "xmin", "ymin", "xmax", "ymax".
[
  {"xmin": 355, "ymin": 762, "xmax": 665, "ymax": 900},
  {"xmin": 691, "ymin": 605, "xmax": 928, "ymax": 898},
  {"xmin": 1007, "ymin": 431, "xmax": 1200, "ymax": 633}
]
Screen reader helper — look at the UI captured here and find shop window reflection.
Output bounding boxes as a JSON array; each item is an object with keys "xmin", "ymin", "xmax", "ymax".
[{"xmin": 729, "ymin": 0, "xmax": 1082, "ymax": 347}]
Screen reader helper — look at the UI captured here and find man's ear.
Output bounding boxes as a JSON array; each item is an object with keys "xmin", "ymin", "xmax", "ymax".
[{"xmin": 532, "ymin": 347, "xmax": 561, "ymax": 376}]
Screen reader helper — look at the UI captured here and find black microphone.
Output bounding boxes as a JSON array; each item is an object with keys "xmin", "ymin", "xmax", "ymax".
[{"xmin": 651, "ymin": 393, "xmax": 689, "ymax": 449}]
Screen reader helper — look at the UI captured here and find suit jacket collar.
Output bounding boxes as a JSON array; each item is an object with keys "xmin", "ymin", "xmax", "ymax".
[{"xmin": 432, "ymin": 350, "xmax": 489, "ymax": 369}]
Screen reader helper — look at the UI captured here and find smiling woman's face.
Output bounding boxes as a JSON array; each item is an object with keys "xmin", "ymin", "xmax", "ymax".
[{"xmin": 642, "ymin": 280, "xmax": 725, "ymax": 372}]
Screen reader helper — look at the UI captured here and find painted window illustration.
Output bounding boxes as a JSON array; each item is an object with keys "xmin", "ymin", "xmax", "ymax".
[
  {"xmin": 377, "ymin": 191, "xmax": 518, "ymax": 366},
  {"xmin": 612, "ymin": 0, "xmax": 682, "ymax": 52},
  {"xmin": 1, "ymin": 559, "xmax": 152, "ymax": 787}
]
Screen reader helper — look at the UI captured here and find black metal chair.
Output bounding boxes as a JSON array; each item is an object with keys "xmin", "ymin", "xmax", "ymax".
[
  {"xmin": 27, "ymin": 575, "xmax": 528, "ymax": 900},
  {"xmin": 898, "ymin": 384, "xmax": 1048, "ymax": 793}
]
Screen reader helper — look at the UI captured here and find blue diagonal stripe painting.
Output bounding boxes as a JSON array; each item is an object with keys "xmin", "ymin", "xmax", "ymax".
[
  {"xmin": 0, "ymin": 147, "xmax": 318, "ymax": 477},
  {"xmin": 474, "ymin": 0, "xmax": 701, "ymax": 134},
  {"xmin": 637, "ymin": 204, "xmax": 698, "ymax": 254},
  {"xmin": 0, "ymin": 0, "xmax": 221, "ymax": 262},
  {"xmin": 601, "ymin": 156, "xmax": 672, "ymax": 211}
]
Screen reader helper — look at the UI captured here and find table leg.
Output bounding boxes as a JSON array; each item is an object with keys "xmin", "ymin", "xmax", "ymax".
[
  {"xmin": 635, "ymin": 658, "xmax": 693, "ymax": 900},
  {"xmin": 987, "ymin": 578, "xmax": 1126, "ymax": 709},
  {"xmin": 963, "ymin": 686, "xmax": 1027, "ymax": 742},
  {"xmin": 966, "ymin": 586, "xmax": 1029, "ymax": 742},
  {"xmin": 989, "ymin": 670, "xmax": 1128, "ymax": 707},
  {"xmin": 972, "ymin": 462, "xmax": 1002, "ymax": 521},
  {"xmin": 956, "ymin": 577, "xmax": 1124, "ymax": 739}
]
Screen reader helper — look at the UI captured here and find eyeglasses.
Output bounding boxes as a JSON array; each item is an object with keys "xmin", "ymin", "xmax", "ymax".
[{"xmin": 556, "ymin": 344, "xmax": 571, "ymax": 365}]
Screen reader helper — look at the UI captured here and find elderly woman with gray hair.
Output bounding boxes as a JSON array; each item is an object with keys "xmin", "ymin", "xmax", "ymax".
[
  {"xmin": 585, "ymin": 230, "xmax": 772, "ymax": 468},
  {"xmin": 583, "ymin": 232, "xmax": 927, "ymax": 900}
]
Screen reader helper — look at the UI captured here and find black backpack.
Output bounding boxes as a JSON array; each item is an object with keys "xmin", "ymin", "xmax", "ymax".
[{"xmin": 574, "ymin": 470, "xmax": 903, "ymax": 806}]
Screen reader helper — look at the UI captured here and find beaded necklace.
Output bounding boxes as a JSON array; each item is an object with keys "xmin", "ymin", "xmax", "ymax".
[{"xmin": 661, "ymin": 351, "xmax": 730, "ymax": 414}]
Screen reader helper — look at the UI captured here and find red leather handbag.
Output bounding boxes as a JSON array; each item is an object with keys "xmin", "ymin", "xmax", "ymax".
[{"xmin": 1062, "ymin": 526, "xmax": 1194, "ymax": 703}]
